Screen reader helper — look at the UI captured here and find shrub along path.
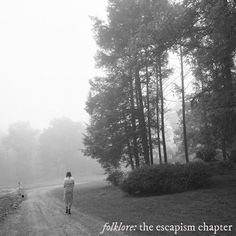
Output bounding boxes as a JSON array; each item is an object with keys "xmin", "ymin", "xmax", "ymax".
[
  {"xmin": 0, "ymin": 190, "xmax": 25, "ymax": 222},
  {"xmin": 52, "ymin": 170, "xmax": 236, "ymax": 236}
]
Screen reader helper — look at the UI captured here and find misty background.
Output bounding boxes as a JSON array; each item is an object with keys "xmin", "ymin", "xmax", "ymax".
[
  {"xmin": 0, "ymin": 0, "xmax": 195, "ymax": 186},
  {"xmin": 0, "ymin": 0, "xmax": 109, "ymax": 186},
  {"xmin": 0, "ymin": 119, "xmax": 103, "ymax": 186}
]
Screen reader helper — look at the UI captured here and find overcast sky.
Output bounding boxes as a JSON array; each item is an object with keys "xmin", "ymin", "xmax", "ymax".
[
  {"xmin": 0, "ymin": 0, "xmax": 193, "ymax": 133},
  {"xmin": 0, "ymin": 0, "xmax": 107, "ymax": 131}
]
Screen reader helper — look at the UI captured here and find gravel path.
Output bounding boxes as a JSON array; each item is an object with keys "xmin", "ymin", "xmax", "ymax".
[{"xmin": 0, "ymin": 185, "xmax": 126, "ymax": 236}]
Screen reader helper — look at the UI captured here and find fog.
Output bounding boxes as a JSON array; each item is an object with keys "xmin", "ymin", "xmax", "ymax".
[
  {"xmin": 0, "ymin": 0, "xmax": 107, "ymax": 187},
  {"xmin": 0, "ymin": 118, "xmax": 103, "ymax": 187},
  {"xmin": 0, "ymin": 0, "xmax": 107, "ymax": 130},
  {"xmin": 0, "ymin": 0, "xmax": 193, "ymax": 188}
]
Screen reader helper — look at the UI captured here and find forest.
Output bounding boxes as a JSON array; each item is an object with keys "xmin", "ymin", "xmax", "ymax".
[
  {"xmin": 1, "ymin": 1, "xmax": 235, "ymax": 234},
  {"xmin": 84, "ymin": 0, "xmax": 236, "ymax": 174},
  {"xmin": 0, "ymin": 118, "xmax": 102, "ymax": 186}
]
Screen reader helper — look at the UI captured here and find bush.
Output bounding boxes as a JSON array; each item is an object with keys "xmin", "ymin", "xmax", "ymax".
[
  {"xmin": 120, "ymin": 162, "xmax": 212, "ymax": 195},
  {"xmin": 196, "ymin": 147, "xmax": 216, "ymax": 162},
  {"xmin": 217, "ymin": 160, "xmax": 234, "ymax": 174},
  {"xmin": 106, "ymin": 170, "xmax": 124, "ymax": 186},
  {"xmin": 229, "ymin": 146, "xmax": 236, "ymax": 163},
  {"xmin": 209, "ymin": 160, "xmax": 234, "ymax": 175}
]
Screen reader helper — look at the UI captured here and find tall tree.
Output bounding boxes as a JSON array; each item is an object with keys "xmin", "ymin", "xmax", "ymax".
[
  {"xmin": 2, "ymin": 122, "xmax": 38, "ymax": 181},
  {"xmin": 183, "ymin": 0, "xmax": 236, "ymax": 158},
  {"xmin": 155, "ymin": 60, "xmax": 162, "ymax": 163},
  {"xmin": 39, "ymin": 118, "xmax": 85, "ymax": 177},
  {"xmin": 180, "ymin": 46, "xmax": 189, "ymax": 163}
]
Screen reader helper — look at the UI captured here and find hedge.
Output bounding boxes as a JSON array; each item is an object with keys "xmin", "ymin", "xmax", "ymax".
[{"xmin": 120, "ymin": 162, "xmax": 212, "ymax": 195}]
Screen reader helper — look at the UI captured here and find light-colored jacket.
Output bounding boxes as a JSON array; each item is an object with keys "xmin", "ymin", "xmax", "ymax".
[
  {"xmin": 63, "ymin": 177, "xmax": 75, "ymax": 204},
  {"xmin": 64, "ymin": 177, "xmax": 75, "ymax": 192}
]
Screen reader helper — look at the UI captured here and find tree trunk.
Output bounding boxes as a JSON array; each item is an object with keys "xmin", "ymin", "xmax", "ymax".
[
  {"xmin": 135, "ymin": 67, "xmax": 150, "ymax": 165},
  {"xmin": 129, "ymin": 70, "xmax": 140, "ymax": 168},
  {"xmin": 123, "ymin": 113, "xmax": 135, "ymax": 170},
  {"xmin": 158, "ymin": 56, "xmax": 168, "ymax": 163},
  {"xmin": 222, "ymin": 136, "xmax": 227, "ymax": 161},
  {"xmin": 155, "ymin": 58, "xmax": 162, "ymax": 164},
  {"xmin": 145, "ymin": 57, "xmax": 153, "ymax": 165},
  {"xmin": 127, "ymin": 140, "xmax": 135, "ymax": 170},
  {"xmin": 180, "ymin": 46, "xmax": 189, "ymax": 163}
]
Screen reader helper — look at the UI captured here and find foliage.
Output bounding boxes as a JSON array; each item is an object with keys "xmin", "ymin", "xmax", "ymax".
[
  {"xmin": 229, "ymin": 143, "xmax": 236, "ymax": 163},
  {"xmin": 85, "ymin": 0, "xmax": 181, "ymax": 170},
  {"xmin": 0, "ymin": 118, "xmax": 102, "ymax": 185},
  {"xmin": 195, "ymin": 147, "xmax": 216, "ymax": 162},
  {"xmin": 207, "ymin": 160, "xmax": 234, "ymax": 175},
  {"xmin": 85, "ymin": 0, "xmax": 236, "ymax": 171},
  {"xmin": 120, "ymin": 162, "xmax": 211, "ymax": 195},
  {"xmin": 215, "ymin": 160, "xmax": 234, "ymax": 175},
  {"xmin": 106, "ymin": 170, "xmax": 124, "ymax": 186},
  {"xmin": 1, "ymin": 122, "xmax": 38, "ymax": 181},
  {"xmin": 183, "ymin": 0, "xmax": 236, "ymax": 159},
  {"xmin": 38, "ymin": 118, "xmax": 87, "ymax": 177},
  {"xmin": 83, "ymin": 76, "xmax": 129, "ymax": 172}
]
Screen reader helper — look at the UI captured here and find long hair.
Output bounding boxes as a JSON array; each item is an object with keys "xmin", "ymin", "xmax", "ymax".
[{"xmin": 66, "ymin": 171, "xmax": 72, "ymax": 178}]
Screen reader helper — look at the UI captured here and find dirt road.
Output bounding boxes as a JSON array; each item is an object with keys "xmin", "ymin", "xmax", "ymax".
[{"xmin": 0, "ymin": 185, "xmax": 126, "ymax": 236}]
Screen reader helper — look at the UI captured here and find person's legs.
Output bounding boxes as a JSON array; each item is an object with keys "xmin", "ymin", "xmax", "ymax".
[
  {"xmin": 67, "ymin": 192, "xmax": 73, "ymax": 214},
  {"xmin": 65, "ymin": 197, "xmax": 69, "ymax": 213},
  {"xmin": 68, "ymin": 202, "xmax": 72, "ymax": 214}
]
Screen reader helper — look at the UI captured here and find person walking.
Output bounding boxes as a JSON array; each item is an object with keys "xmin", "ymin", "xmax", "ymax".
[{"xmin": 63, "ymin": 171, "xmax": 75, "ymax": 214}]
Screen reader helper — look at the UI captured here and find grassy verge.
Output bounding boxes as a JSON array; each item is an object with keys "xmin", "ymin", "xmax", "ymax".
[
  {"xmin": 0, "ymin": 190, "xmax": 25, "ymax": 222},
  {"xmin": 52, "ymin": 171, "xmax": 236, "ymax": 236}
]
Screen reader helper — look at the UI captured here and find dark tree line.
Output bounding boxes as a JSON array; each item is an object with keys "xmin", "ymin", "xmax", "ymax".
[{"xmin": 84, "ymin": 0, "xmax": 236, "ymax": 172}]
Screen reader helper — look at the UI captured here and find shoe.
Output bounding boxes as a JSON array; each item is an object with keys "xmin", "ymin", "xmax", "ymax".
[
  {"xmin": 68, "ymin": 209, "xmax": 71, "ymax": 214},
  {"xmin": 66, "ymin": 207, "xmax": 68, "ymax": 214}
]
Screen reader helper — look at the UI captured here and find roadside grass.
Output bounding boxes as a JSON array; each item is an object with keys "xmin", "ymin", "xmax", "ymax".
[
  {"xmin": 52, "ymin": 171, "xmax": 236, "ymax": 236},
  {"xmin": 0, "ymin": 190, "xmax": 25, "ymax": 223}
]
